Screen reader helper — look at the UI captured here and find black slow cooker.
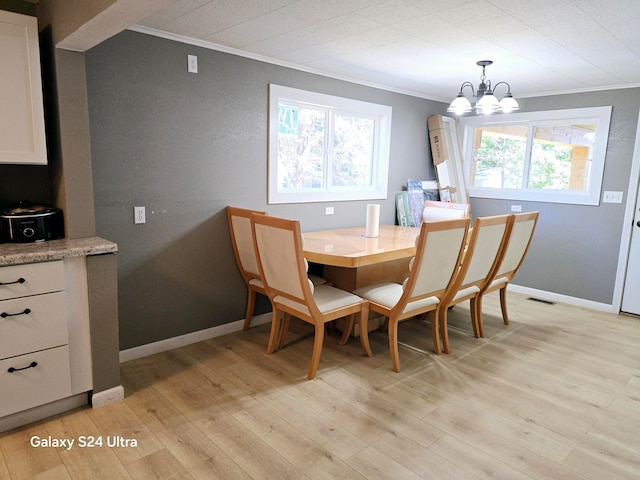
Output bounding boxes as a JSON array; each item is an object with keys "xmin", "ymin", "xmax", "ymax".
[{"xmin": 0, "ymin": 201, "xmax": 64, "ymax": 243}]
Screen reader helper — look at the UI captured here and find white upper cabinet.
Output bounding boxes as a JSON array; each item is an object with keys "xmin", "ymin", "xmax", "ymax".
[{"xmin": 0, "ymin": 11, "xmax": 47, "ymax": 164}]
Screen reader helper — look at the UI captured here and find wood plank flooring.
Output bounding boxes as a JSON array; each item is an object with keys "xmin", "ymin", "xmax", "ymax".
[{"xmin": 1, "ymin": 291, "xmax": 639, "ymax": 479}]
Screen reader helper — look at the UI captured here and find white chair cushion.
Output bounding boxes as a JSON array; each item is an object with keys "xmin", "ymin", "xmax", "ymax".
[
  {"xmin": 232, "ymin": 216, "xmax": 261, "ymax": 275},
  {"xmin": 451, "ymin": 285, "xmax": 480, "ymax": 302},
  {"xmin": 403, "ymin": 296, "xmax": 440, "ymax": 314},
  {"xmin": 488, "ymin": 276, "xmax": 509, "ymax": 290},
  {"xmin": 354, "ymin": 282, "xmax": 440, "ymax": 314},
  {"xmin": 248, "ymin": 278, "xmax": 264, "ymax": 288},
  {"xmin": 274, "ymin": 295, "xmax": 310, "ymax": 316},
  {"xmin": 355, "ymin": 282, "xmax": 402, "ymax": 308},
  {"xmin": 312, "ymin": 285, "xmax": 362, "ymax": 313},
  {"xmin": 273, "ymin": 285, "xmax": 361, "ymax": 317},
  {"xmin": 495, "ymin": 219, "xmax": 536, "ymax": 276}
]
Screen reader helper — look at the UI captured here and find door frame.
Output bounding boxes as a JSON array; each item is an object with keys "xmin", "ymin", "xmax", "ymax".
[{"xmin": 613, "ymin": 108, "xmax": 640, "ymax": 313}]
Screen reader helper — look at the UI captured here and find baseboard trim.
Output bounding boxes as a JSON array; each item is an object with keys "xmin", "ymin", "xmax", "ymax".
[
  {"xmin": 119, "ymin": 313, "xmax": 272, "ymax": 363},
  {"xmin": 508, "ymin": 284, "xmax": 615, "ymax": 313},
  {"xmin": 90, "ymin": 385, "xmax": 124, "ymax": 408},
  {"xmin": 118, "ymin": 288, "xmax": 616, "ymax": 365}
]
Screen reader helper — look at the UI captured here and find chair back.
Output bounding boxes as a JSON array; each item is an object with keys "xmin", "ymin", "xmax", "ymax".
[
  {"xmin": 251, "ymin": 214, "xmax": 317, "ymax": 315},
  {"xmin": 454, "ymin": 214, "xmax": 514, "ymax": 292},
  {"xmin": 399, "ymin": 218, "xmax": 470, "ymax": 309},
  {"xmin": 227, "ymin": 206, "xmax": 266, "ymax": 282},
  {"xmin": 423, "ymin": 200, "xmax": 470, "ymax": 222},
  {"xmin": 493, "ymin": 211, "xmax": 539, "ymax": 281}
]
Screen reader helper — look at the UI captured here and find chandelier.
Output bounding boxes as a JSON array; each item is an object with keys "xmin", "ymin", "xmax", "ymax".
[{"xmin": 447, "ymin": 60, "xmax": 519, "ymax": 115}]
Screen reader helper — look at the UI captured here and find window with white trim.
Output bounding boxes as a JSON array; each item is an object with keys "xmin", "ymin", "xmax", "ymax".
[
  {"xmin": 268, "ymin": 84, "xmax": 392, "ymax": 204},
  {"xmin": 459, "ymin": 106, "xmax": 612, "ymax": 205}
]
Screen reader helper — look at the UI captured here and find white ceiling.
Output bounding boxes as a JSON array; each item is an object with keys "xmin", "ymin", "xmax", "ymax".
[{"xmin": 133, "ymin": 0, "xmax": 640, "ymax": 102}]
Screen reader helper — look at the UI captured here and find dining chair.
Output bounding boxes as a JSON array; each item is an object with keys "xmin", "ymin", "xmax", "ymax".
[
  {"xmin": 422, "ymin": 200, "xmax": 470, "ymax": 222},
  {"xmin": 476, "ymin": 211, "xmax": 539, "ymax": 338},
  {"xmin": 227, "ymin": 206, "xmax": 269, "ymax": 330},
  {"xmin": 353, "ymin": 217, "xmax": 470, "ymax": 372},
  {"xmin": 438, "ymin": 214, "xmax": 514, "ymax": 354},
  {"xmin": 227, "ymin": 206, "xmax": 329, "ymax": 331},
  {"xmin": 251, "ymin": 213, "xmax": 371, "ymax": 380}
]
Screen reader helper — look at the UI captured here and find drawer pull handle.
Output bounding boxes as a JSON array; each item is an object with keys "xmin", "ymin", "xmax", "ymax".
[
  {"xmin": 0, "ymin": 278, "xmax": 26, "ymax": 286},
  {"xmin": 1, "ymin": 308, "xmax": 31, "ymax": 318},
  {"xmin": 8, "ymin": 361, "xmax": 38, "ymax": 373}
]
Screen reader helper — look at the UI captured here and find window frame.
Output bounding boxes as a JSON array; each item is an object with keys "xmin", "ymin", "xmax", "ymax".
[
  {"xmin": 459, "ymin": 106, "xmax": 612, "ymax": 205},
  {"xmin": 268, "ymin": 84, "xmax": 392, "ymax": 204}
]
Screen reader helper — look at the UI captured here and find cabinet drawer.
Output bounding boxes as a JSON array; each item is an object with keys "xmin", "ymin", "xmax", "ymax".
[
  {"xmin": 0, "ymin": 346, "xmax": 71, "ymax": 417},
  {"xmin": 0, "ymin": 292, "xmax": 68, "ymax": 360},
  {"xmin": 0, "ymin": 261, "xmax": 65, "ymax": 301}
]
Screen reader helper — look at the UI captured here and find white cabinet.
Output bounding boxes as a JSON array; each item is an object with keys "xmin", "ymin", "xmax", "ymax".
[
  {"xmin": 0, "ymin": 10, "xmax": 47, "ymax": 165},
  {"xmin": 0, "ymin": 259, "xmax": 91, "ymax": 417}
]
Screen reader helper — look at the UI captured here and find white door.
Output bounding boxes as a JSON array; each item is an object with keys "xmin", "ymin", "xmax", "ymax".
[{"xmin": 622, "ymin": 192, "xmax": 640, "ymax": 315}]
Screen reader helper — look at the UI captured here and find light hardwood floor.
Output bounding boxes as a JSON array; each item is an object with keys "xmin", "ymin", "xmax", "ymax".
[{"xmin": 1, "ymin": 291, "xmax": 640, "ymax": 479}]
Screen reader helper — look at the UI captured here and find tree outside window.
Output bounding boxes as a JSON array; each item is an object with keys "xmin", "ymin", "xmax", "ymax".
[
  {"xmin": 460, "ymin": 107, "xmax": 611, "ymax": 205},
  {"xmin": 269, "ymin": 85, "xmax": 391, "ymax": 204}
]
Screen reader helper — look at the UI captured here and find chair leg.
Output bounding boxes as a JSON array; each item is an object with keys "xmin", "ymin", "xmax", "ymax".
[
  {"xmin": 277, "ymin": 312, "xmax": 291, "ymax": 350},
  {"xmin": 379, "ymin": 317, "xmax": 389, "ymax": 332},
  {"xmin": 431, "ymin": 310, "xmax": 442, "ymax": 355},
  {"xmin": 470, "ymin": 296, "xmax": 481, "ymax": 338},
  {"xmin": 499, "ymin": 286, "xmax": 510, "ymax": 325},
  {"xmin": 358, "ymin": 303, "xmax": 372, "ymax": 357},
  {"xmin": 439, "ymin": 306, "xmax": 450, "ymax": 354},
  {"xmin": 338, "ymin": 314, "xmax": 354, "ymax": 346},
  {"xmin": 243, "ymin": 288, "xmax": 257, "ymax": 330},
  {"xmin": 307, "ymin": 323, "xmax": 325, "ymax": 380},
  {"xmin": 388, "ymin": 317, "xmax": 401, "ymax": 372},
  {"xmin": 266, "ymin": 309, "xmax": 281, "ymax": 354}
]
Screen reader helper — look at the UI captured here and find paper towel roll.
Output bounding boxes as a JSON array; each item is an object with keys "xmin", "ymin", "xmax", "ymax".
[{"xmin": 365, "ymin": 204, "xmax": 380, "ymax": 238}]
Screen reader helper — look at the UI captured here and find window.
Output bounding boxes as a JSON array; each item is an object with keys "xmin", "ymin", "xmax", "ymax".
[
  {"xmin": 459, "ymin": 106, "xmax": 612, "ymax": 205},
  {"xmin": 268, "ymin": 84, "xmax": 392, "ymax": 204}
]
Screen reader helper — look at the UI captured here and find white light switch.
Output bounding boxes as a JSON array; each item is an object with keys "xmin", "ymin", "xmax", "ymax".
[
  {"xmin": 187, "ymin": 54, "xmax": 198, "ymax": 74},
  {"xmin": 325, "ymin": 207, "xmax": 334, "ymax": 215},
  {"xmin": 602, "ymin": 191, "xmax": 623, "ymax": 203}
]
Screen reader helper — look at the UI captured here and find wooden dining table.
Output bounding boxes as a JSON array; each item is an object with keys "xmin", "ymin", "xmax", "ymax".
[{"xmin": 302, "ymin": 224, "xmax": 421, "ymax": 292}]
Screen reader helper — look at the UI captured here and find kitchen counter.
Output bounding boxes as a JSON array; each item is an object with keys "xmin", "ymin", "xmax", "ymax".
[{"xmin": 0, "ymin": 237, "xmax": 118, "ymax": 266}]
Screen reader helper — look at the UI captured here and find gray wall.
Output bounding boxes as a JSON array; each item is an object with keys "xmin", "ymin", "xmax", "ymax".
[
  {"xmin": 85, "ymin": 30, "xmax": 638, "ymax": 351},
  {"xmin": 470, "ymin": 90, "xmax": 640, "ymax": 304},
  {"xmin": 85, "ymin": 30, "xmax": 442, "ymax": 350}
]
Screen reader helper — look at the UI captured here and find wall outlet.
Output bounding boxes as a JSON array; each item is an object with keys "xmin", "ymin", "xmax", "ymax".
[
  {"xmin": 134, "ymin": 206, "xmax": 146, "ymax": 224},
  {"xmin": 511, "ymin": 205, "xmax": 522, "ymax": 212},
  {"xmin": 325, "ymin": 206, "xmax": 334, "ymax": 215},
  {"xmin": 187, "ymin": 54, "xmax": 198, "ymax": 74},
  {"xmin": 602, "ymin": 191, "xmax": 623, "ymax": 203}
]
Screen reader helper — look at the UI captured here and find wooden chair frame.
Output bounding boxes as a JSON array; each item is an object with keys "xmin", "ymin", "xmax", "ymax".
[
  {"xmin": 226, "ymin": 206, "xmax": 268, "ymax": 330},
  {"xmin": 438, "ymin": 214, "xmax": 514, "ymax": 353},
  {"xmin": 356, "ymin": 218, "xmax": 470, "ymax": 372},
  {"xmin": 476, "ymin": 211, "xmax": 539, "ymax": 337},
  {"xmin": 251, "ymin": 213, "xmax": 370, "ymax": 380}
]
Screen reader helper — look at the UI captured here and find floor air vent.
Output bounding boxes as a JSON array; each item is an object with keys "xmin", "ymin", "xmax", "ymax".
[{"xmin": 527, "ymin": 297, "xmax": 556, "ymax": 305}]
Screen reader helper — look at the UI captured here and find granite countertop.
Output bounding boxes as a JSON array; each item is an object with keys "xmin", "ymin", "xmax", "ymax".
[{"xmin": 0, "ymin": 237, "xmax": 118, "ymax": 266}]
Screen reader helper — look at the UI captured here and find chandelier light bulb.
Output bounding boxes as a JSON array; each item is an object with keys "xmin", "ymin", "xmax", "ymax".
[
  {"xmin": 499, "ymin": 92, "xmax": 520, "ymax": 113},
  {"xmin": 446, "ymin": 93, "xmax": 473, "ymax": 115},
  {"xmin": 447, "ymin": 60, "xmax": 518, "ymax": 116}
]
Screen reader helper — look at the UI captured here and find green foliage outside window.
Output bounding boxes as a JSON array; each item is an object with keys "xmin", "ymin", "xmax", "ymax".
[{"xmin": 475, "ymin": 130, "xmax": 579, "ymax": 190}]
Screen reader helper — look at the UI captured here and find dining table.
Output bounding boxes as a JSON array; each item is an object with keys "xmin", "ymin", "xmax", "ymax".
[{"xmin": 302, "ymin": 224, "xmax": 421, "ymax": 292}]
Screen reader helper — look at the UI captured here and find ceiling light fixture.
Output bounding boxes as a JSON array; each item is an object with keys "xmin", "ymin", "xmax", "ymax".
[{"xmin": 447, "ymin": 60, "xmax": 519, "ymax": 116}]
